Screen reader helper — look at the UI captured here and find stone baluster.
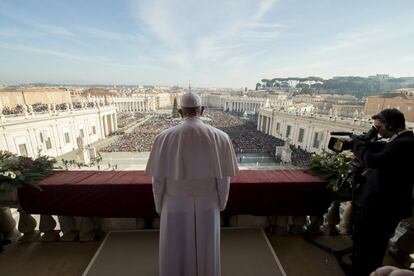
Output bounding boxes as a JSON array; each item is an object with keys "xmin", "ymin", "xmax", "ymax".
[
  {"xmin": 78, "ymin": 217, "xmax": 104, "ymax": 242},
  {"xmin": 323, "ymin": 201, "xmax": 341, "ymax": 234},
  {"xmin": 289, "ymin": 215, "xmax": 306, "ymax": 234},
  {"xmin": 337, "ymin": 201, "xmax": 352, "ymax": 234},
  {"xmin": 272, "ymin": 215, "xmax": 289, "ymax": 235},
  {"xmin": 47, "ymin": 103, "xmax": 52, "ymax": 115},
  {"xmin": 22, "ymin": 104, "xmax": 28, "ymax": 118},
  {"xmin": 17, "ymin": 209, "xmax": 40, "ymax": 242},
  {"xmin": 306, "ymin": 215, "xmax": 324, "ymax": 234},
  {"xmin": 39, "ymin": 215, "xmax": 60, "ymax": 242},
  {"xmin": 27, "ymin": 104, "xmax": 34, "ymax": 115},
  {"xmin": 0, "ymin": 207, "xmax": 21, "ymax": 241},
  {"xmin": 58, "ymin": 216, "xmax": 79, "ymax": 241}
]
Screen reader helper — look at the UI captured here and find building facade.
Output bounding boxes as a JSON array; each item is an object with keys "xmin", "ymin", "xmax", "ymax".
[
  {"xmin": 223, "ymin": 96, "xmax": 265, "ymax": 113},
  {"xmin": 112, "ymin": 96, "xmax": 156, "ymax": 113},
  {"xmin": 0, "ymin": 104, "xmax": 117, "ymax": 158},
  {"xmin": 258, "ymin": 108, "xmax": 371, "ymax": 153},
  {"xmin": 364, "ymin": 93, "xmax": 414, "ymax": 122},
  {"xmin": 223, "ymin": 95, "xmax": 293, "ymax": 114},
  {"xmin": 0, "ymin": 88, "xmax": 71, "ymax": 108}
]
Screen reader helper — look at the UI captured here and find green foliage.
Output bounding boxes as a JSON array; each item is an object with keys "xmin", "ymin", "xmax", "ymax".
[
  {"xmin": 307, "ymin": 150, "xmax": 355, "ymax": 191},
  {"xmin": 0, "ymin": 150, "xmax": 56, "ymax": 194},
  {"xmin": 258, "ymin": 76, "xmax": 414, "ymax": 98}
]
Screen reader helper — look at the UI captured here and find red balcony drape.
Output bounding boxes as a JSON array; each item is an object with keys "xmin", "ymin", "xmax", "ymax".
[{"xmin": 18, "ymin": 170, "xmax": 331, "ymax": 217}]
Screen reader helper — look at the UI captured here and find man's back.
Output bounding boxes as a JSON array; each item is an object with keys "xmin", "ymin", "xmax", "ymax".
[
  {"xmin": 360, "ymin": 131, "xmax": 414, "ymax": 218},
  {"xmin": 147, "ymin": 116, "xmax": 238, "ymax": 181},
  {"xmin": 146, "ymin": 111, "xmax": 238, "ymax": 276}
]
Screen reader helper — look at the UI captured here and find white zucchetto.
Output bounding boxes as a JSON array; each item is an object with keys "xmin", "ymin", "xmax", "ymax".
[{"xmin": 180, "ymin": 92, "xmax": 202, "ymax": 107}]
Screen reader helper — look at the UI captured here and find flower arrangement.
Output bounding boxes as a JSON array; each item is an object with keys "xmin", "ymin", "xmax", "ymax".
[
  {"xmin": 307, "ymin": 150, "xmax": 355, "ymax": 191},
  {"xmin": 0, "ymin": 150, "xmax": 57, "ymax": 195}
]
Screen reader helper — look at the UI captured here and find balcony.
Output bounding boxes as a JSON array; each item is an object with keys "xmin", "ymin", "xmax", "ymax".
[{"xmin": 0, "ymin": 170, "xmax": 408, "ymax": 275}]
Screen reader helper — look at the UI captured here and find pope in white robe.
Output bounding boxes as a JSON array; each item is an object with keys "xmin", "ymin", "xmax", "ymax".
[{"xmin": 146, "ymin": 91, "xmax": 239, "ymax": 276}]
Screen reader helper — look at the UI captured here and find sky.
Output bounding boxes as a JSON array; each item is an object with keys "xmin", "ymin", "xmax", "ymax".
[{"xmin": 0, "ymin": 0, "xmax": 414, "ymax": 88}]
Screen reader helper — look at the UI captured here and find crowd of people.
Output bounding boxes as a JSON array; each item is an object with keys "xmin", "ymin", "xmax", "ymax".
[
  {"xmin": 206, "ymin": 111, "xmax": 285, "ymax": 154},
  {"xmin": 101, "ymin": 115, "xmax": 181, "ymax": 152},
  {"xmin": 100, "ymin": 111, "xmax": 312, "ymax": 166},
  {"xmin": 117, "ymin": 113, "xmax": 137, "ymax": 129},
  {"xmin": 1, "ymin": 105, "xmax": 23, "ymax": 115}
]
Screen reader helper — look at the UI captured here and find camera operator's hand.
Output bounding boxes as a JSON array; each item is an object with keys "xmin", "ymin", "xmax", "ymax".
[
  {"xmin": 364, "ymin": 126, "xmax": 379, "ymax": 141},
  {"xmin": 352, "ymin": 137, "xmax": 366, "ymax": 161},
  {"xmin": 354, "ymin": 126, "xmax": 379, "ymax": 142}
]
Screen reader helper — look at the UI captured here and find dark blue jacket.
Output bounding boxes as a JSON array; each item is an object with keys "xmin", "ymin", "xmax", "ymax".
[{"xmin": 354, "ymin": 131, "xmax": 414, "ymax": 219}]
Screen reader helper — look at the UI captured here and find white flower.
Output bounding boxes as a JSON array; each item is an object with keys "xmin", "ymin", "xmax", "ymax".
[{"xmin": 1, "ymin": 171, "xmax": 17, "ymax": 179}]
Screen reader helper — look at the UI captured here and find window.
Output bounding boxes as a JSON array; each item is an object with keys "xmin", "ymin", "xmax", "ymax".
[
  {"xmin": 45, "ymin": 137, "xmax": 52, "ymax": 149},
  {"xmin": 313, "ymin": 132, "xmax": 324, "ymax": 149},
  {"xmin": 18, "ymin": 144, "xmax": 28, "ymax": 156},
  {"xmin": 80, "ymin": 129, "xmax": 85, "ymax": 138},
  {"xmin": 92, "ymin": 126, "xmax": 96, "ymax": 134},
  {"xmin": 16, "ymin": 95, "xmax": 23, "ymax": 104},
  {"xmin": 298, "ymin": 128, "xmax": 305, "ymax": 143},
  {"xmin": 39, "ymin": 132, "xmax": 44, "ymax": 143},
  {"xmin": 2, "ymin": 97, "xmax": 10, "ymax": 105},
  {"xmin": 64, "ymin": 132, "xmax": 70, "ymax": 143},
  {"xmin": 286, "ymin": 125, "xmax": 292, "ymax": 138},
  {"xmin": 276, "ymin": 122, "xmax": 280, "ymax": 132}
]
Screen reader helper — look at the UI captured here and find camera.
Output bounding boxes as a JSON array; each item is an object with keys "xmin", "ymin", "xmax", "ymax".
[{"xmin": 328, "ymin": 126, "xmax": 379, "ymax": 153}]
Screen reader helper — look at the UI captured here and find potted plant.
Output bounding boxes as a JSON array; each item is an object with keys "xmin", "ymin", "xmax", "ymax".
[
  {"xmin": 0, "ymin": 151, "xmax": 56, "ymax": 206},
  {"xmin": 307, "ymin": 150, "xmax": 355, "ymax": 234},
  {"xmin": 307, "ymin": 150, "xmax": 355, "ymax": 194}
]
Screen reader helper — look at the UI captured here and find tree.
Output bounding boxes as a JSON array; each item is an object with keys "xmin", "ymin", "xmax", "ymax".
[{"xmin": 172, "ymin": 98, "xmax": 179, "ymax": 118}]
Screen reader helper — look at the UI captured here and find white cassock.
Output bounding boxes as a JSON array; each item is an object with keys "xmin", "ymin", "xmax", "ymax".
[{"xmin": 146, "ymin": 116, "xmax": 239, "ymax": 276}]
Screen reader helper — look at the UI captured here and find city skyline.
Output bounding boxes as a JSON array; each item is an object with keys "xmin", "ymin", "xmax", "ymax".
[{"xmin": 1, "ymin": 0, "xmax": 414, "ymax": 88}]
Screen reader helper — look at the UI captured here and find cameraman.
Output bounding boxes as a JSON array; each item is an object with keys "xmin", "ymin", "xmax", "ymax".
[{"xmin": 352, "ymin": 108, "xmax": 414, "ymax": 276}]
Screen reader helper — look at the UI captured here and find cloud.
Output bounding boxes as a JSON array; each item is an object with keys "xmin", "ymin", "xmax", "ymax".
[
  {"xmin": 0, "ymin": 9, "xmax": 74, "ymax": 37},
  {"xmin": 75, "ymin": 26, "xmax": 144, "ymax": 41},
  {"xmin": 255, "ymin": 0, "xmax": 276, "ymax": 20},
  {"xmin": 0, "ymin": 41, "xmax": 161, "ymax": 70},
  {"xmin": 129, "ymin": 0, "xmax": 280, "ymax": 69}
]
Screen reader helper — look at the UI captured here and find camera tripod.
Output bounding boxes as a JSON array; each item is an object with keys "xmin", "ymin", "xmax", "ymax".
[{"xmin": 305, "ymin": 160, "xmax": 366, "ymax": 275}]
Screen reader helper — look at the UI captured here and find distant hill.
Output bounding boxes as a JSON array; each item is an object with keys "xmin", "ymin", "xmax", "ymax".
[{"xmin": 256, "ymin": 76, "xmax": 414, "ymax": 98}]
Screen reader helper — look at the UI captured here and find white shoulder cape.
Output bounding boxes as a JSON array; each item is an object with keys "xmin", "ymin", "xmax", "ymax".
[{"xmin": 145, "ymin": 117, "xmax": 239, "ymax": 180}]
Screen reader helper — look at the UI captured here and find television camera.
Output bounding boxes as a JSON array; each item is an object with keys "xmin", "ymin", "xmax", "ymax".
[{"xmin": 328, "ymin": 126, "xmax": 379, "ymax": 152}]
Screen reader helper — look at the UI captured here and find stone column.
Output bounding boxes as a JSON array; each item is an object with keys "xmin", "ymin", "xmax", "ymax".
[
  {"xmin": 103, "ymin": 115, "xmax": 108, "ymax": 136},
  {"xmin": 267, "ymin": 117, "xmax": 271, "ymax": 134},
  {"xmin": 112, "ymin": 113, "xmax": 117, "ymax": 131},
  {"xmin": 0, "ymin": 106, "xmax": 5, "ymax": 122}
]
